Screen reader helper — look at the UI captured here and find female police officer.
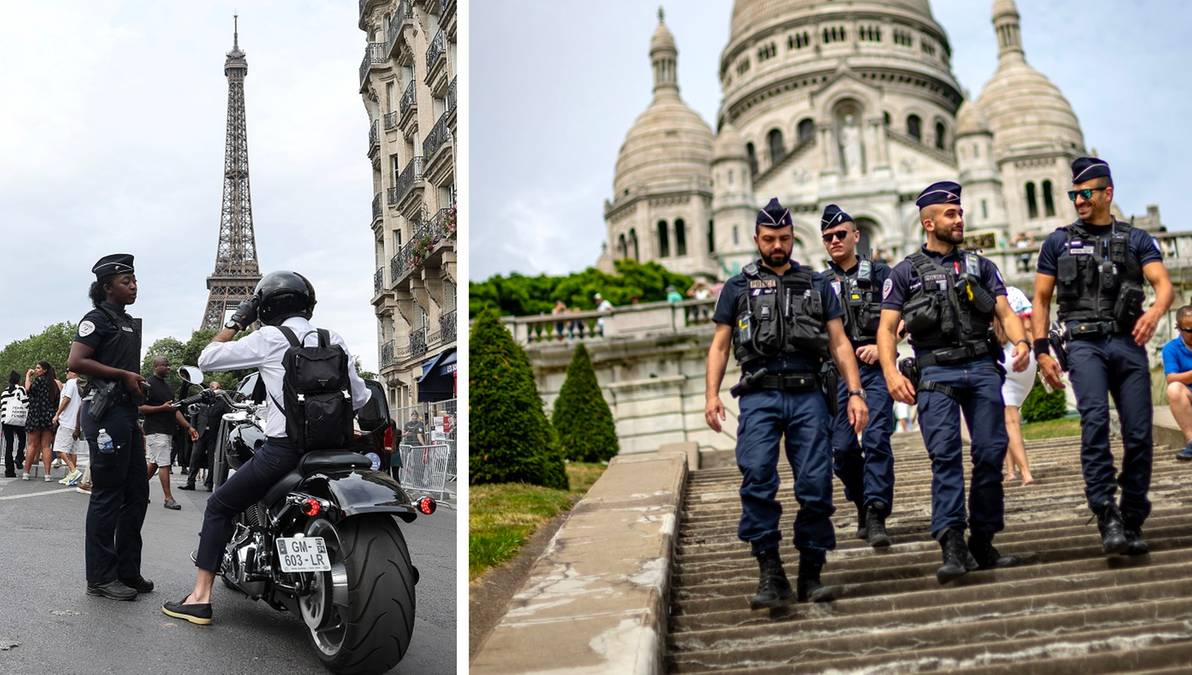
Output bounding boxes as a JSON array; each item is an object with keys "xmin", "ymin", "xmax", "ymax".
[{"xmin": 67, "ymin": 254, "xmax": 151, "ymax": 601}]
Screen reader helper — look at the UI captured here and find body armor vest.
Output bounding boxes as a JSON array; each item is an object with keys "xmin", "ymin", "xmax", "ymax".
[
  {"xmin": 732, "ymin": 262, "xmax": 829, "ymax": 368},
  {"xmin": 901, "ymin": 251, "xmax": 997, "ymax": 358},
  {"xmin": 832, "ymin": 258, "xmax": 882, "ymax": 346},
  {"xmin": 1054, "ymin": 220, "xmax": 1145, "ymax": 331}
]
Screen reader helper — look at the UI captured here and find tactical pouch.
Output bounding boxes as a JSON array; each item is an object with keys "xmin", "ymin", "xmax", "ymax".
[
  {"xmin": 903, "ymin": 293, "xmax": 943, "ymax": 337},
  {"xmin": 87, "ymin": 379, "xmax": 121, "ymax": 421},
  {"xmin": 1056, "ymin": 256, "xmax": 1080, "ymax": 301},
  {"xmin": 1099, "ymin": 259, "xmax": 1118, "ymax": 291},
  {"xmin": 968, "ymin": 279, "xmax": 996, "ymax": 314},
  {"xmin": 752, "ymin": 293, "xmax": 782, "ymax": 357},
  {"xmin": 1113, "ymin": 282, "xmax": 1146, "ymax": 332},
  {"xmin": 898, "ymin": 357, "xmax": 920, "ymax": 387},
  {"xmin": 1109, "ymin": 232, "xmax": 1130, "ymax": 264},
  {"xmin": 819, "ymin": 364, "xmax": 839, "ymax": 417}
]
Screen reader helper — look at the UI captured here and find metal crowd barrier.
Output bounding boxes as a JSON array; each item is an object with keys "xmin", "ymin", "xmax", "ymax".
[{"xmin": 397, "ymin": 443, "xmax": 451, "ymax": 501}]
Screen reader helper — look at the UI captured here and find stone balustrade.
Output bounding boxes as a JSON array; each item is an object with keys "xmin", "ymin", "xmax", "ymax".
[{"xmin": 501, "ymin": 298, "xmax": 716, "ymax": 345}]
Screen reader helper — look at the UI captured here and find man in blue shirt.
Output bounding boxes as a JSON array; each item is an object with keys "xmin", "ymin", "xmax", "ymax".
[{"xmin": 1161, "ymin": 305, "xmax": 1192, "ymax": 460}]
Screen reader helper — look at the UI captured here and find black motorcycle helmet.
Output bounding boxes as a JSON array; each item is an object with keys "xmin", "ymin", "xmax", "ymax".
[{"xmin": 254, "ymin": 271, "xmax": 317, "ymax": 326}]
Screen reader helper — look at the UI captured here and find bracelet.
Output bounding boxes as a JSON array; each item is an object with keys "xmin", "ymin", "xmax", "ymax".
[
  {"xmin": 1033, "ymin": 338, "xmax": 1051, "ymax": 358},
  {"xmin": 1014, "ymin": 339, "xmax": 1029, "ymax": 348}
]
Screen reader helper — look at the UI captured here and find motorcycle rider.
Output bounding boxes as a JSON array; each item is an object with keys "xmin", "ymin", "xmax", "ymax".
[{"xmin": 162, "ymin": 271, "xmax": 370, "ymax": 625}]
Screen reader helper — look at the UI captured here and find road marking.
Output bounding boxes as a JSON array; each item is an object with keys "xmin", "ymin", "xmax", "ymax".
[{"xmin": 0, "ymin": 488, "xmax": 77, "ymax": 501}]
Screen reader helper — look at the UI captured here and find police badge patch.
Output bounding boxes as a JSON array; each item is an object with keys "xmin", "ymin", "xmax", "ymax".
[
  {"xmin": 78, "ymin": 320, "xmax": 96, "ymax": 338},
  {"xmin": 882, "ymin": 278, "xmax": 893, "ymax": 300}
]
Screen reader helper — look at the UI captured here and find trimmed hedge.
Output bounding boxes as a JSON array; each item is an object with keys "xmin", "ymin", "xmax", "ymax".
[
  {"xmin": 469, "ymin": 309, "xmax": 568, "ymax": 489},
  {"xmin": 1020, "ymin": 375, "xmax": 1068, "ymax": 423},
  {"xmin": 552, "ymin": 344, "xmax": 619, "ymax": 462}
]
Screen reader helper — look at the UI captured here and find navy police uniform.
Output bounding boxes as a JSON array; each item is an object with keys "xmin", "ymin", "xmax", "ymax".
[
  {"xmin": 821, "ymin": 204, "xmax": 896, "ymax": 528},
  {"xmin": 713, "ymin": 212, "xmax": 844, "ymax": 565},
  {"xmin": 76, "ymin": 254, "xmax": 149, "ymax": 586},
  {"xmin": 882, "ymin": 184, "xmax": 1010, "ymax": 542},
  {"xmin": 1037, "ymin": 157, "xmax": 1161, "ymax": 533}
]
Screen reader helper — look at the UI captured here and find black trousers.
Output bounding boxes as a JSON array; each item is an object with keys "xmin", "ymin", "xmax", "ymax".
[
  {"xmin": 82, "ymin": 402, "xmax": 149, "ymax": 584},
  {"xmin": 3, "ymin": 424, "xmax": 26, "ymax": 475},
  {"xmin": 186, "ymin": 433, "xmax": 217, "ymax": 488},
  {"xmin": 195, "ymin": 438, "xmax": 301, "ymax": 572}
]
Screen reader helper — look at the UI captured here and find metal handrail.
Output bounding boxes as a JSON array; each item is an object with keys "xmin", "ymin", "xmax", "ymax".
[
  {"xmin": 395, "ymin": 156, "xmax": 424, "ymax": 204},
  {"xmin": 426, "ymin": 30, "xmax": 446, "ymax": 74},
  {"xmin": 358, "ymin": 42, "xmax": 386, "ymax": 86},
  {"xmin": 383, "ymin": 111, "xmax": 398, "ymax": 131},
  {"xmin": 423, "ymin": 111, "xmax": 452, "ymax": 160}
]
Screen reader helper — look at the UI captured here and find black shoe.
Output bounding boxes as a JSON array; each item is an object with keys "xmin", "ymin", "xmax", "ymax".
[
  {"xmin": 161, "ymin": 597, "xmax": 213, "ymax": 626},
  {"xmin": 854, "ymin": 502, "xmax": 868, "ymax": 540},
  {"xmin": 178, "ymin": 483, "xmax": 196, "ymax": 490},
  {"xmin": 3, "ymin": 472, "xmax": 14, "ymax": 478},
  {"xmin": 180, "ymin": 467, "xmax": 188, "ymax": 475},
  {"xmin": 796, "ymin": 556, "xmax": 835, "ymax": 603},
  {"xmin": 749, "ymin": 549, "xmax": 794, "ymax": 610},
  {"xmin": 865, "ymin": 503, "xmax": 891, "ymax": 548},
  {"xmin": 120, "ymin": 576, "xmax": 155, "ymax": 594},
  {"xmin": 1093, "ymin": 502, "xmax": 1129, "ymax": 554},
  {"xmin": 937, "ymin": 528, "xmax": 970, "ymax": 584},
  {"xmin": 1124, "ymin": 527, "xmax": 1150, "ymax": 556},
  {"xmin": 87, "ymin": 580, "xmax": 137, "ymax": 601},
  {"xmin": 967, "ymin": 534, "xmax": 1022, "ymax": 570}
]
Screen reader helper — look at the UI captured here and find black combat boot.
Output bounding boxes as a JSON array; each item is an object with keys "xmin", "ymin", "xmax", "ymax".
[
  {"xmin": 1123, "ymin": 519, "xmax": 1150, "ymax": 556},
  {"xmin": 854, "ymin": 502, "xmax": 868, "ymax": 540},
  {"xmin": 936, "ymin": 527, "xmax": 971, "ymax": 584},
  {"xmin": 865, "ymin": 502, "xmax": 891, "ymax": 548},
  {"xmin": 749, "ymin": 549, "xmax": 794, "ymax": 610},
  {"xmin": 1093, "ymin": 502, "xmax": 1129, "ymax": 555},
  {"xmin": 967, "ymin": 532, "xmax": 1021, "ymax": 570},
  {"xmin": 795, "ymin": 555, "xmax": 835, "ymax": 603}
]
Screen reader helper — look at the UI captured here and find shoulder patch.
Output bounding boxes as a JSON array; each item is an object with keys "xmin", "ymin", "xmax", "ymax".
[
  {"xmin": 78, "ymin": 320, "xmax": 95, "ymax": 338},
  {"xmin": 1152, "ymin": 237, "xmax": 1162, "ymax": 253},
  {"xmin": 882, "ymin": 278, "xmax": 893, "ymax": 300},
  {"xmin": 994, "ymin": 267, "xmax": 1005, "ymax": 284}
]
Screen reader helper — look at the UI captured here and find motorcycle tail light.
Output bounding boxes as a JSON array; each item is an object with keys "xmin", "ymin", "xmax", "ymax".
[
  {"xmin": 301, "ymin": 498, "xmax": 321, "ymax": 517},
  {"xmin": 384, "ymin": 424, "xmax": 394, "ymax": 449},
  {"xmin": 417, "ymin": 496, "xmax": 436, "ymax": 515}
]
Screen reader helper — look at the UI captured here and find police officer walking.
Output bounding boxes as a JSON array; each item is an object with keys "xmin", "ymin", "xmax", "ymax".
[
  {"xmin": 878, "ymin": 182, "xmax": 1030, "ymax": 584},
  {"xmin": 67, "ymin": 254, "xmax": 153, "ymax": 601},
  {"xmin": 820, "ymin": 204, "xmax": 896, "ymax": 548},
  {"xmin": 706, "ymin": 198, "xmax": 868, "ymax": 610},
  {"xmin": 1031, "ymin": 157, "xmax": 1173, "ymax": 556}
]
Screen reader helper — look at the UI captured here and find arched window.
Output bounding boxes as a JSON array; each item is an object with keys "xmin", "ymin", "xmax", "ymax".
[
  {"xmin": 882, "ymin": 111, "xmax": 891, "ymax": 127},
  {"xmin": 934, "ymin": 121, "xmax": 946, "ymax": 150},
  {"xmin": 657, "ymin": 220, "xmax": 670, "ymax": 258},
  {"xmin": 907, "ymin": 114, "xmax": 922, "ymax": 142},
  {"xmin": 1025, "ymin": 182, "xmax": 1038, "ymax": 219},
  {"xmin": 797, "ymin": 118, "xmax": 814, "ymax": 144},
  {"xmin": 617, "ymin": 233, "xmax": 627, "ymax": 259},
  {"xmin": 767, "ymin": 128, "xmax": 784, "ymax": 165},
  {"xmin": 745, "ymin": 142, "xmax": 758, "ymax": 175},
  {"xmin": 707, "ymin": 220, "xmax": 715, "ymax": 253},
  {"xmin": 675, "ymin": 219, "xmax": 687, "ymax": 256},
  {"xmin": 732, "ymin": 225, "xmax": 739, "ymax": 246},
  {"xmin": 629, "ymin": 228, "xmax": 639, "ymax": 260},
  {"xmin": 1042, "ymin": 179, "xmax": 1056, "ymax": 217}
]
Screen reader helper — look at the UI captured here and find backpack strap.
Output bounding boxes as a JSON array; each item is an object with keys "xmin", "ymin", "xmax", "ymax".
[
  {"xmin": 277, "ymin": 325, "xmax": 302, "ymax": 348},
  {"xmin": 317, "ymin": 329, "xmax": 330, "ymax": 348}
]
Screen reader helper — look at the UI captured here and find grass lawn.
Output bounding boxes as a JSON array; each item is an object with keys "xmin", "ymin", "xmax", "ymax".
[
  {"xmin": 1021, "ymin": 416, "xmax": 1082, "ymax": 440},
  {"xmin": 469, "ymin": 462, "xmax": 607, "ymax": 581}
]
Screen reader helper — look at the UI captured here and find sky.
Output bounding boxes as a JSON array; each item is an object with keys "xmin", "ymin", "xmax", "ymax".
[
  {"xmin": 0, "ymin": 0, "xmax": 382, "ymax": 370},
  {"xmin": 472, "ymin": 0, "xmax": 1192, "ymax": 281}
]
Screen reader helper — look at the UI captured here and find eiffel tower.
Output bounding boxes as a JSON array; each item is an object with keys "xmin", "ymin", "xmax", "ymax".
[{"xmin": 202, "ymin": 15, "xmax": 261, "ymax": 330}]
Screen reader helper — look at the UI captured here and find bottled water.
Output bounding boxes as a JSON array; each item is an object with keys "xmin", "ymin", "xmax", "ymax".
[{"xmin": 97, "ymin": 428, "xmax": 114, "ymax": 454}]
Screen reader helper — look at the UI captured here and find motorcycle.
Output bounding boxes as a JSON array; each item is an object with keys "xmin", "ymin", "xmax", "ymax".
[{"xmin": 173, "ymin": 366, "xmax": 434, "ymax": 674}]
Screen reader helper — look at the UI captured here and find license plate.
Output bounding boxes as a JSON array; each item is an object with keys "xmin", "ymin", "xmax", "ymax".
[{"xmin": 276, "ymin": 536, "xmax": 331, "ymax": 573}]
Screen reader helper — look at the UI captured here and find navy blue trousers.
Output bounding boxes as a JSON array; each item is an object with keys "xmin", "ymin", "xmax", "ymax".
[
  {"xmin": 1066, "ymin": 335, "xmax": 1153, "ymax": 527},
  {"xmin": 195, "ymin": 438, "xmax": 301, "ymax": 572},
  {"xmin": 917, "ymin": 358, "xmax": 1008, "ymax": 539},
  {"xmin": 832, "ymin": 363, "xmax": 896, "ymax": 514},
  {"xmin": 735, "ymin": 388, "xmax": 835, "ymax": 563},
  {"xmin": 82, "ymin": 402, "xmax": 149, "ymax": 584}
]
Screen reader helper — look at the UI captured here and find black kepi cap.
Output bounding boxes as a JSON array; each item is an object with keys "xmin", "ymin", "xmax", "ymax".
[
  {"xmin": 1071, "ymin": 157, "xmax": 1112, "ymax": 185},
  {"xmin": 915, "ymin": 181, "xmax": 962, "ymax": 209},
  {"xmin": 92, "ymin": 253, "xmax": 135, "ymax": 280},
  {"xmin": 820, "ymin": 204, "xmax": 852, "ymax": 230},
  {"xmin": 756, "ymin": 197, "xmax": 792, "ymax": 227}
]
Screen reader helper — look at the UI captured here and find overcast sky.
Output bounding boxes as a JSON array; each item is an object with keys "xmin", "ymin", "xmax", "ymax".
[
  {"xmin": 0, "ymin": 1, "xmax": 382, "ymax": 370},
  {"xmin": 472, "ymin": 0, "xmax": 1192, "ymax": 281}
]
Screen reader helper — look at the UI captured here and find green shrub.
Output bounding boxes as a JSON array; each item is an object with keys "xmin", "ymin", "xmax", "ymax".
[
  {"xmin": 469, "ymin": 309, "xmax": 568, "ymax": 489},
  {"xmin": 552, "ymin": 344, "xmax": 619, "ymax": 462},
  {"xmin": 1020, "ymin": 376, "xmax": 1068, "ymax": 423}
]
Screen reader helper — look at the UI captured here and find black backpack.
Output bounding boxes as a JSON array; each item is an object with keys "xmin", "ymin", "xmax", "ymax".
[{"xmin": 275, "ymin": 326, "xmax": 354, "ymax": 451}]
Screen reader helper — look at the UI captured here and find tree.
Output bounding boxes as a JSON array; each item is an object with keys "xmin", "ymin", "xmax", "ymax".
[
  {"xmin": 469, "ymin": 308, "xmax": 567, "ymax": 489},
  {"xmin": 141, "ymin": 337, "xmax": 188, "ymax": 390},
  {"xmin": 0, "ymin": 322, "xmax": 77, "ymax": 382},
  {"xmin": 552, "ymin": 344, "xmax": 619, "ymax": 462}
]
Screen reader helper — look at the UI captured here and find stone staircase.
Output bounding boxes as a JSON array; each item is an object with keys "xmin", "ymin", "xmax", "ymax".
[{"xmin": 667, "ymin": 435, "xmax": 1192, "ymax": 673}]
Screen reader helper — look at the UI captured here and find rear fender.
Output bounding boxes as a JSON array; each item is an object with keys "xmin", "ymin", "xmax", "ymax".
[{"xmin": 298, "ymin": 469, "xmax": 417, "ymax": 523}]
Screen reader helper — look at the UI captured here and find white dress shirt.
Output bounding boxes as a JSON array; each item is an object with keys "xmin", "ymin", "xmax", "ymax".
[{"xmin": 198, "ymin": 317, "xmax": 371, "ymax": 438}]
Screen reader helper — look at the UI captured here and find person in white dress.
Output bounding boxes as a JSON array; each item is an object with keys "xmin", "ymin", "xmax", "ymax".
[{"xmin": 999, "ymin": 287, "xmax": 1038, "ymax": 485}]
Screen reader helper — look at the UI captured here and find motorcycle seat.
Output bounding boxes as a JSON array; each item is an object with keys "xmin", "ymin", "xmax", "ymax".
[{"xmin": 299, "ymin": 451, "xmax": 372, "ymax": 475}]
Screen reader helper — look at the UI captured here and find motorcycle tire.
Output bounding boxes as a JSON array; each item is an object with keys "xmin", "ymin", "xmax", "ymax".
[{"xmin": 303, "ymin": 514, "xmax": 416, "ymax": 674}]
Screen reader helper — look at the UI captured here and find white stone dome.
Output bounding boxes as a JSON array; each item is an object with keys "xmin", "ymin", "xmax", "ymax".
[
  {"xmin": 729, "ymin": 0, "xmax": 934, "ymax": 41},
  {"xmin": 955, "ymin": 99, "xmax": 990, "ymax": 137},
  {"xmin": 713, "ymin": 122, "xmax": 747, "ymax": 160}
]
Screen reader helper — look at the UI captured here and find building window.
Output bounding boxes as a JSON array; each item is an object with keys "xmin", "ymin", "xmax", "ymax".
[
  {"xmin": 822, "ymin": 26, "xmax": 847, "ymax": 43},
  {"xmin": 732, "ymin": 225, "xmax": 740, "ymax": 246},
  {"xmin": 757, "ymin": 42, "xmax": 777, "ymax": 62},
  {"xmin": 1026, "ymin": 182, "xmax": 1039, "ymax": 219},
  {"xmin": 394, "ymin": 228, "xmax": 402, "ymax": 248},
  {"xmin": 921, "ymin": 39, "xmax": 936, "ymax": 57},
  {"xmin": 883, "ymin": 111, "xmax": 891, "ymax": 126},
  {"xmin": 746, "ymin": 142, "xmax": 758, "ymax": 175},
  {"xmin": 675, "ymin": 219, "xmax": 687, "ymax": 256},
  {"xmin": 893, "ymin": 29, "xmax": 913, "ymax": 47},
  {"xmin": 797, "ymin": 118, "xmax": 814, "ymax": 144},
  {"xmin": 934, "ymin": 121, "xmax": 946, "ymax": 150},
  {"xmin": 736, "ymin": 57, "xmax": 750, "ymax": 76},
  {"xmin": 618, "ymin": 233, "xmax": 628, "ymax": 259},
  {"xmin": 657, "ymin": 221, "xmax": 669, "ymax": 258},
  {"xmin": 859, "ymin": 26, "xmax": 882, "ymax": 42},
  {"xmin": 708, "ymin": 220, "xmax": 715, "ymax": 253},
  {"xmin": 907, "ymin": 114, "xmax": 922, "ymax": 142},
  {"xmin": 981, "ymin": 200, "xmax": 988, "ymax": 220},
  {"xmin": 629, "ymin": 228, "xmax": 639, "ymax": 260},
  {"xmin": 788, "ymin": 32, "xmax": 810, "ymax": 49},
  {"xmin": 767, "ymin": 128, "xmax": 785, "ymax": 165},
  {"xmin": 1042, "ymin": 180, "xmax": 1056, "ymax": 217}
]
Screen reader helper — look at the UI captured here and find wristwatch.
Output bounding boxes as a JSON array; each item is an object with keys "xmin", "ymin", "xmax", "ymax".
[
  {"xmin": 848, "ymin": 388, "xmax": 867, "ymax": 401},
  {"xmin": 224, "ymin": 318, "xmax": 242, "ymax": 331}
]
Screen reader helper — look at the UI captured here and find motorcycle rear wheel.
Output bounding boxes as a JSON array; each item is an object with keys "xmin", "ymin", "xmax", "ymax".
[{"xmin": 300, "ymin": 514, "xmax": 416, "ymax": 674}]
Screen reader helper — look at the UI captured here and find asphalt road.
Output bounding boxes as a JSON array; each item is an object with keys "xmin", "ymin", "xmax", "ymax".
[{"xmin": 0, "ymin": 468, "xmax": 456, "ymax": 674}]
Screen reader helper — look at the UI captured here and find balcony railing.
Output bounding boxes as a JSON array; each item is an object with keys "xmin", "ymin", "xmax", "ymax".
[
  {"xmin": 367, "ymin": 120, "xmax": 379, "ymax": 156},
  {"xmin": 447, "ymin": 77, "xmax": 457, "ymax": 112},
  {"xmin": 373, "ymin": 267, "xmax": 384, "ymax": 294},
  {"xmin": 371, "ymin": 193, "xmax": 382, "ymax": 222},
  {"xmin": 440, "ymin": 0, "xmax": 453, "ymax": 18},
  {"xmin": 380, "ymin": 339, "xmax": 396, "ymax": 368},
  {"xmin": 386, "ymin": 185, "xmax": 399, "ymax": 206},
  {"xmin": 410, "ymin": 328, "xmax": 428, "ymax": 358},
  {"xmin": 385, "ymin": 1, "xmax": 412, "ymax": 55},
  {"xmin": 394, "ymin": 156, "xmax": 424, "ymax": 205},
  {"xmin": 423, "ymin": 111, "xmax": 452, "ymax": 160},
  {"xmin": 358, "ymin": 42, "xmax": 387, "ymax": 87},
  {"xmin": 440, "ymin": 310, "xmax": 457, "ymax": 345},
  {"xmin": 383, "ymin": 111, "xmax": 398, "ymax": 131},
  {"xmin": 428, "ymin": 204, "xmax": 456, "ymax": 241},
  {"xmin": 389, "ymin": 248, "xmax": 406, "ymax": 283},
  {"xmin": 400, "ymin": 80, "xmax": 417, "ymax": 124},
  {"xmin": 426, "ymin": 30, "xmax": 446, "ymax": 75}
]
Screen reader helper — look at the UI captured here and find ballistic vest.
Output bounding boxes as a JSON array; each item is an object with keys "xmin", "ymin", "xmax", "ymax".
[
  {"xmin": 901, "ymin": 250, "xmax": 996, "ymax": 356},
  {"xmin": 830, "ymin": 257, "xmax": 883, "ymax": 346},
  {"xmin": 732, "ymin": 262, "xmax": 829, "ymax": 369},
  {"xmin": 1053, "ymin": 220, "xmax": 1144, "ymax": 329}
]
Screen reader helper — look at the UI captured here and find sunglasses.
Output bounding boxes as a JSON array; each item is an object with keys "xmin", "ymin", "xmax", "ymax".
[
  {"xmin": 1067, "ymin": 187, "xmax": 1108, "ymax": 202},
  {"xmin": 1181, "ymin": 327, "xmax": 1192, "ymax": 334},
  {"xmin": 822, "ymin": 230, "xmax": 851, "ymax": 243}
]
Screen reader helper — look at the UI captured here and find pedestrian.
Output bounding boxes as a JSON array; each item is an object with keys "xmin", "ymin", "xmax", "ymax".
[
  {"xmin": 999, "ymin": 287, "xmax": 1038, "ymax": 486},
  {"xmin": 666, "ymin": 285, "xmax": 683, "ymax": 303},
  {"xmin": 594, "ymin": 292, "xmax": 613, "ymax": 335},
  {"xmin": 1, "ymin": 370, "xmax": 28, "ymax": 477},
  {"xmin": 180, "ymin": 381, "xmax": 228, "ymax": 491},
  {"xmin": 552, "ymin": 299, "xmax": 568, "ymax": 341},
  {"xmin": 892, "ymin": 400, "xmax": 916, "ymax": 433},
  {"xmin": 139, "ymin": 356, "xmax": 198, "ymax": 510},
  {"xmin": 51, "ymin": 369, "xmax": 86, "ymax": 486},
  {"xmin": 1032, "ymin": 157, "xmax": 1173, "ymax": 556},
  {"xmin": 820, "ymin": 203, "xmax": 897, "ymax": 548},
  {"xmin": 403, "ymin": 412, "xmax": 427, "ymax": 446},
  {"xmin": 66, "ymin": 253, "xmax": 153, "ymax": 601},
  {"xmin": 705, "ymin": 197, "xmax": 868, "ymax": 610},
  {"xmin": 1013, "ymin": 232, "xmax": 1033, "ymax": 274},
  {"xmin": 21, "ymin": 361, "xmax": 61, "ymax": 482},
  {"xmin": 878, "ymin": 181, "xmax": 1030, "ymax": 584},
  {"xmin": 1163, "ymin": 306, "xmax": 1192, "ymax": 461},
  {"xmin": 161, "ymin": 270, "xmax": 370, "ymax": 625}
]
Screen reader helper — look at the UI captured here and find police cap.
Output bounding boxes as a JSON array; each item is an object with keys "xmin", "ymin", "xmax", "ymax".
[
  {"xmin": 915, "ymin": 181, "xmax": 962, "ymax": 210},
  {"xmin": 756, "ymin": 197, "xmax": 792, "ymax": 228},
  {"xmin": 1071, "ymin": 157, "xmax": 1112, "ymax": 186},
  {"xmin": 820, "ymin": 204, "xmax": 852, "ymax": 230},
  {"xmin": 92, "ymin": 254, "xmax": 135, "ymax": 280}
]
